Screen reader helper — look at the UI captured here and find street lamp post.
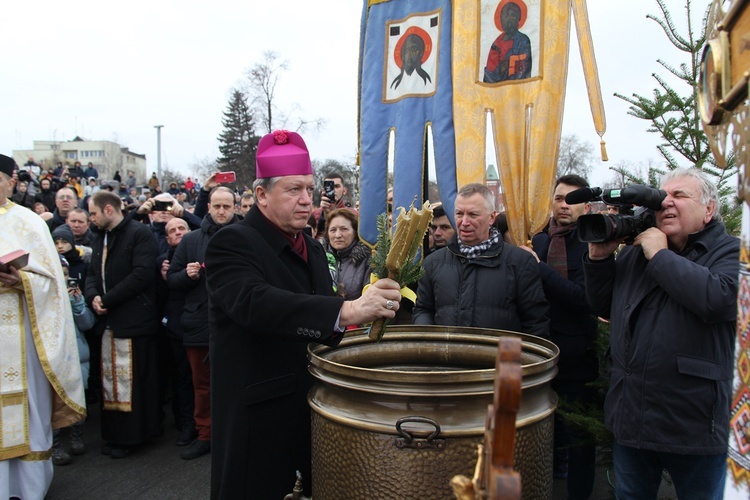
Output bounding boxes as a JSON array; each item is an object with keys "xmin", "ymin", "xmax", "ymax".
[{"xmin": 154, "ymin": 125, "xmax": 164, "ymax": 182}]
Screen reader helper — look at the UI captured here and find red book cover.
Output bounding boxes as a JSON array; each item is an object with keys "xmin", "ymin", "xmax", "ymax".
[{"xmin": 0, "ymin": 249, "xmax": 29, "ymax": 273}]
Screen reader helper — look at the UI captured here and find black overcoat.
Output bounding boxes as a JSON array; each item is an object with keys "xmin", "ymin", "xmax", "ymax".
[
  {"xmin": 532, "ymin": 223, "xmax": 598, "ymax": 382},
  {"xmin": 84, "ymin": 216, "xmax": 159, "ymax": 338},
  {"xmin": 204, "ymin": 205, "xmax": 345, "ymax": 499}
]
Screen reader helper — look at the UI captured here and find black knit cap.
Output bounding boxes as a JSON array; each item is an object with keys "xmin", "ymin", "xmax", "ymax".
[
  {"xmin": 0, "ymin": 154, "xmax": 15, "ymax": 178},
  {"xmin": 52, "ymin": 224, "xmax": 76, "ymax": 248}
]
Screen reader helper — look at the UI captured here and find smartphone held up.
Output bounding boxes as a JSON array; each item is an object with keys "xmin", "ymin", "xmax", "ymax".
[
  {"xmin": 323, "ymin": 180, "xmax": 336, "ymax": 202},
  {"xmin": 215, "ymin": 171, "xmax": 236, "ymax": 184}
]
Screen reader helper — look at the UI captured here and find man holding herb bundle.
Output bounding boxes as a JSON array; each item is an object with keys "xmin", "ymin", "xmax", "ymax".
[{"xmin": 204, "ymin": 130, "xmax": 402, "ymax": 499}]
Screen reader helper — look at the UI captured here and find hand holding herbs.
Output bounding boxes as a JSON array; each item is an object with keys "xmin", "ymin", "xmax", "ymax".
[{"xmin": 368, "ymin": 201, "xmax": 433, "ymax": 341}]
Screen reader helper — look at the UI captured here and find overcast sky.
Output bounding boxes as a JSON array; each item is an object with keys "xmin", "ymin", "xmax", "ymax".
[{"xmin": 2, "ymin": 0, "xmax": 705, "ymax": 189}]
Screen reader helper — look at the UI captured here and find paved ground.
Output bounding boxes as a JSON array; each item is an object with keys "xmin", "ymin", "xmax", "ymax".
[
  {"xmin": 46, "ymin": 404, "xmax": 676, "ymax": 499},
  {"xmin": 46, "ymin": 404, "xmax": 211, "ymax": 500}
]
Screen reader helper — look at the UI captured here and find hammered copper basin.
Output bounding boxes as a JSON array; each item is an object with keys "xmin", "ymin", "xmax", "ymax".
[{"xmin": 308, "ymin": 325, "xmax": 559, "ymax": 500}]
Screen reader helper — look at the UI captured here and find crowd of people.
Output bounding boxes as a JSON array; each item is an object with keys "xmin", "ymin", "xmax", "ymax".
[{"xmin": 0, "ymin": 127, "xmax": 740, "ymax": 500}]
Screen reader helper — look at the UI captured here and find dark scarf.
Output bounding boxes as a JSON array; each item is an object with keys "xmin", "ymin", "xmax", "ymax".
[
  {"xmin": 62, "ymin": 246, "xmax": 82, "ymax": 265},
  {"xmin": 262, "ymin": 214, "xmax": 308, "ymax": 263},
  {"xmin": 547, "ymin": 217, "xmax": 575, "ymax": 278}
]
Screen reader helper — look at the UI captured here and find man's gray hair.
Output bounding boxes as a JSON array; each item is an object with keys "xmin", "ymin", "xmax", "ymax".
[
  {"xmin": 661, "ymin": 168, "xmax": 722, "ymax": 221},
  {"xmin": 252, "ymin": 176, "xmax": 282, "ymax": 192},
  {"xmin": 457, "ymin": 183, "xmax": 496, "ymax": 213}
]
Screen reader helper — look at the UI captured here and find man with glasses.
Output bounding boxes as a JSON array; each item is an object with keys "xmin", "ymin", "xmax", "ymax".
[{"xmin": 47, "ymin": 187, "xmax": 79, "ymax": 232}]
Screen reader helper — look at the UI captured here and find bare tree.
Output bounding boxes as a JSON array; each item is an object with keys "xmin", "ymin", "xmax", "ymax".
[
  {"xmin": 160, "ymin": 167, "xmax": 186, "ymax": 188},
  {"xmin": 557, "ymin": 134, "xmax": 595, "ymax": 179},
  {"xmin": 244, "ymin": 51, "xmax": 325, "ymax": 134},
  {"xmin": 190, "ymin": 157, "xmax": 221, "ymax": 185}
]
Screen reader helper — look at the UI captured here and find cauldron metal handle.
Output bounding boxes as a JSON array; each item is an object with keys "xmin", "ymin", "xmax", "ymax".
[{"xmin": 394, "ymin": 416, "xmax": 446, "ymax": 450}]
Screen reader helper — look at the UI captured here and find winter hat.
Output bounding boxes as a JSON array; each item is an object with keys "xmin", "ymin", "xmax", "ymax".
[
  {"xmin": 52, "ymin": 224, "xmax": 76, "ymax": 248},
  {"xmin": 256, "ymin": 130, "xmax": 312, "ymax": 179},
  {"xmin": 0, "ymin": 154, "xmax": 15, "ymax": 178}
]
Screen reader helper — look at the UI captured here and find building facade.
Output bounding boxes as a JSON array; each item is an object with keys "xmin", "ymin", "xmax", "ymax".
[{"xmin": 14, "ymin": 136, "xmax": 147, "ymax": 183}]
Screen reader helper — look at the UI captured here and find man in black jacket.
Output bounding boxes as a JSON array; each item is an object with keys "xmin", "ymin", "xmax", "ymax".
[
  {"xmin": 584, "ymin": 168, "xmax": 739, "ymax": 499},
  {"xmin": 413, "ymin": 183, "xmax": 549, "ymax": 338},
  {"xmin": 85, "ymin": 190, "xmax": 162, "ymax": 459},
  {"xmin": 522, "ymin": 174, "xmax": 597, "ymax": 498},
  {"xmin": 158, "ymin": 218, "xmax": 196, "ymax": 449},
  {"xmin": 205, "ymin": 130, "xmax": 402, "ymax": 499},
  {"xmin": 34, "ymin": 177, "xmax": 56, "ymax": 212},
  {"xmin": 167, "ymin": 186, "xmax": 239, "ymax": 460}
]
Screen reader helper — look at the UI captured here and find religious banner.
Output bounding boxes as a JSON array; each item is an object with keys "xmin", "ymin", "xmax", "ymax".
[
  {"xmin": 452, "ymin": 0, "xmax": 606, "ymax": 243},
  {"xmin": 358, "ymin": 0, "xmax": 605, "ymax": 246},
  {"xmin": 358, "ymin": 0, "xmax": 458, "ymax": 245}
]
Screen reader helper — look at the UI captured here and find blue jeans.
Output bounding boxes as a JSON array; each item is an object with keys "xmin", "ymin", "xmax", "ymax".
[{"xmin": 613, "ymin": 442, "xmax": 726, "ymax": 500}]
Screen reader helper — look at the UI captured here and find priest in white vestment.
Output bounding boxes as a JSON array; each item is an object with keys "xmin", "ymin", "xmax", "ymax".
[{"xmin": 0, "ymin": 153, "xmax": 86, "ymax": 499}]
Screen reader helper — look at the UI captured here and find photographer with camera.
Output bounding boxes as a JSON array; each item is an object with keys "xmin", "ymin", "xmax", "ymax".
[
  {"xmin": 583, "ymin": 168, "xmax": 739, "ymax": 499},
  {"xmin": 313, "ymin": 171, "xmax": 354, "ymax": 239},
  {"xmin": 135, "ymin": 193, "xmax": 202, "ymax": 256}
]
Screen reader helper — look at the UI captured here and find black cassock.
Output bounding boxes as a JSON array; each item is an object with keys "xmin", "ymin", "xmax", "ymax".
[{"xmin": 205, "ymin": 205, "xmax": 345, "ymax": 499}]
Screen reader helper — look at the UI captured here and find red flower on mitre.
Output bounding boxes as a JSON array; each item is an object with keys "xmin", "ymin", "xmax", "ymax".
[{"xmin": 273, "ymin": 130, "xmax": 290, "ymax": 145}]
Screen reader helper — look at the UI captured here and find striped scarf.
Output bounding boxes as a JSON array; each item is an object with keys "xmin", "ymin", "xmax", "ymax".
[{"xmin": 459, "ymin": 227, "xmax": 500, "ymax": 259}]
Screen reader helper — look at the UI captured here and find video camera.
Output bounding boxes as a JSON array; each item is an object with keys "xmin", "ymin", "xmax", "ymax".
[
  {"xmin": 50, "ymin": 177, "xmax": 68, "ymax": 191},
  {"xmin": 16, "ymin": 170, "xmax": 31, "ymax": 183},
  {"xmin": 564, "ymin": 185, "xmax": 666, "ymax": 243}
]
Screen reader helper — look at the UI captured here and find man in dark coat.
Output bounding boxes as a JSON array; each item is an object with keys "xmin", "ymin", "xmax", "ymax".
[
  {"xmin": 84, "ymin": 190, "xmax": 162, "ymax": 459},
  {"xmin": 413, "ymin": 183, "xmax": 549, "ymax": 338},
  {"xmin": 204, "ymin": 130, "xmax": 402, "ymax": 499},
  {"xmin": 134, "ymin": 193, "xmax": 203, "ymax": 256},
  {"xmin": 584, "ymin": 168, "xmax": 739, "ymax": 499},
  {"xmin": 167, "ymin": 186, "xmax": 239, "ymax": 460},
  {"xmin": 158, "ymin": 218, "xmax": 196, "ymax": 449},
  {"xmin": 522, "ymin": 174, "xmax": 598, "ymax": 497},
  {"xmin": 34, "ymin": 177, "xmax": 56, "ymax": 212},
  {"xmin": 10, "ymin": 180, "xmax": 35, "ymax": 209}
]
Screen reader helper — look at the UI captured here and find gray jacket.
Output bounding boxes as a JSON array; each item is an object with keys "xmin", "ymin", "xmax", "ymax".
[
  {"xmin": 413, "ymin": 238, "xmax": 549, "ymax": 338},
  {"xmin": 584, "ymin": 220, "xmax": 739, "ymax": 454},
  {"xmin": 328, "ymin": 240, "xmax": 371, "ymax": 301}
]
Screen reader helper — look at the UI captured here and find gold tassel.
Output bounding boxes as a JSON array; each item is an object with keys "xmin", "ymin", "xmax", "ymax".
[{"xmin": 600, "ymin": 140, "xmax": 608, "ymax": 162}]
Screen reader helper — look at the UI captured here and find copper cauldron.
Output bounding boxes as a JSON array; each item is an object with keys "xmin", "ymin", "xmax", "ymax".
[{"xmin": 308, "ymin": 325, "xmax": 558, "ymax": 499}]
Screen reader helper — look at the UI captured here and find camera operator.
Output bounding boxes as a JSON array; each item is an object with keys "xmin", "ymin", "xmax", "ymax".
[{"xmin": 583, "ymin": 168, "xmax": 739, "ymax": 499}]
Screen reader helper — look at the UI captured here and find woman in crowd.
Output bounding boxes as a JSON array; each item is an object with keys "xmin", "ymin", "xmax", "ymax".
[{"xmin": 325, "ymin": 209, "xmax": 371, "ymax": 301}]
